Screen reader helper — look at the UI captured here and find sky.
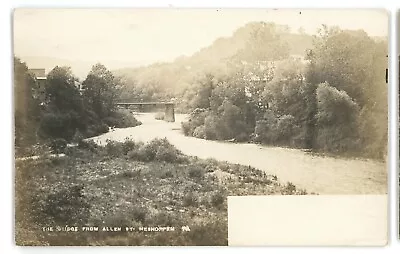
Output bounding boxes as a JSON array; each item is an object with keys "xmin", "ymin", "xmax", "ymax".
[{"xmin": 13, "ymin": 9, "xmax": 388, "ymax": 70}]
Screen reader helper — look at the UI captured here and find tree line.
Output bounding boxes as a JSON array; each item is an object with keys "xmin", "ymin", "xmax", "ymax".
[
  {"xmin": 180, "ymin": 24, "xmax": 387, "ymax": 159},
  {"xmin": 14, "ymin": 59, "xmax": 140, "ymax": 155}
]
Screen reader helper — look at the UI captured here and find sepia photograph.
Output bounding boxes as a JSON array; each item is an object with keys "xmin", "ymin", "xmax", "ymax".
[{"xmin": 13, "ymin": 8, "xmax": 388, "ymax": 246}]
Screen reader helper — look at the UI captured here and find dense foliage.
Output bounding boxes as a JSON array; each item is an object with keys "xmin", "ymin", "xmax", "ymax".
[
  {"xmin": 14, "ymin": 58, "xmax": 41, "ymax": 149},
  {"xmin": 14, "ymin": 59, "xmax": 141, "ymax": 154},
  {"xmin": 179, "ymin": 24, "xmax": 387, "ymax": 159}
]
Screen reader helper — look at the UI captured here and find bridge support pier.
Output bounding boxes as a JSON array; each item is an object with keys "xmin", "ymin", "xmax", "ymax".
[{"xmin": 165, "ymin": 104, "xmax": 175, "ymax": 122}]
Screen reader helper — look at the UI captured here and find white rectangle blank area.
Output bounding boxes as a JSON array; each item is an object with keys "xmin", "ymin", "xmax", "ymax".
[{"xmin": 228, "ymin": 195, "xmax": 387, "ymax": 246}]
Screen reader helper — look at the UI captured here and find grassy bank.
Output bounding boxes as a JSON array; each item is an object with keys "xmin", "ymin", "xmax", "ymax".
[{"xmin": 15, "ymin": 138, "xmax": 308, "ymax": 246}]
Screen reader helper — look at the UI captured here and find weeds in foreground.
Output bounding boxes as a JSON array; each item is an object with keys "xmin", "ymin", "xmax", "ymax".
[{"xmin": 15, "ymin": 137, "xmax": 308, "ymax": 246}]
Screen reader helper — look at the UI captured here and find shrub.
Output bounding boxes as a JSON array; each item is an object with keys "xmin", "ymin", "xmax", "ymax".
[
  {"xmin": 203, "ymin": 115, "xmax": 218, "ymax": 140},
  {"xmin": 316, "ymin": 82, "xmax": 359, "ymax": 125},
  {"xmin": 193, "ymin": 125, "xmax": 206, "ymax": 139},
  {"xmin": 98, "ymin": 122, "xmax": 109, "ymax": 133},
  {"xmin": 39, "ymin": 112, "xmax": 75, "ymax": 141},
  {"xmin": 276, "ymin": 115, "xmax": 296, "ymax": 139},
  {"xmin": 137, "ymin": 141, "xmax": 158, "ymax": 161},
  {"xmin": 85, "ymin": 122, "xmax": 109, "ymax": 138},
  {"xmin": 181, "ymin": 121, "xmax": 192, "ymax": 136},
  {"xmin": 127, "ymin": 147, "xmax": 151, "ymax": 161},
  {"xmin": 153, "ymin": 139, "xmax": 184, "ymax": 163},
  {"xmin": 210, "ymin": 192, "xmax": 225, "ymax": 209},
  {"xmin": 155, "ymin": 146, "xmax": 179, "ymax": 162},
  {"xmin": 315, "ymin": 83, "xmax": 360, "ymax": 153},
  {"xmin": 122, "ymin": 138, "xmax": 140, "ymax": 155},
  {"xmin": 181, "ymin": 109, "xmax": 208, "ymax": 137},
  {"xmin": 126, "ymin": 138, "xmax": 185, "ymax": 163},
  {"xmin": 183, "ymin": 193, "xmax": 198, "ymax": 207},
  {"xmin": 105, "ymin": 140, "xmax": 124, "ymax": 157},
  {"xmin": 216, "ymin": 100, "xmax": 245, "ymax": 140},
  {"xmin": 254, "ymin": 110, "xmax": 293, "ymax": 145},
  {"xmin": 147, "ymin": 138, "xmax": 180, "ymax": 162},
  {"xmin": 78, "ymin": 139, "xmax": 99, "ymax": 152},
  {"xmin": 188, "ymin": 166, "xmax": 205, "ymax": 179},
  {"xmin": 104, "ymin": 109, "xmax": 142, "ymax": 128},
  {"xmin": 49, "ymin": 138, "xmax": 67, "ymax": 154},
  {"xmin": 281, "ymin": 182, "xmax": 297, "ymax": 195}
]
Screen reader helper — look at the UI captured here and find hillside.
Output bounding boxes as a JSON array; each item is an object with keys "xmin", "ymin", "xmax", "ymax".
[{"xmin": 113, "ymin": 22, "xmax": 314, "ymax": 94}]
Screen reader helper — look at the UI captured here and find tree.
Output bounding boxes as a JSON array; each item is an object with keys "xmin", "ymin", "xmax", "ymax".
[
  {"xmin": 189, "ymin": 74, "xmax": 216, "ymax": 110},
  {"xmin": 82, "ymin": 63, "xmax": 118, "ymax": 119},
  {"xmin": 216, "ymin": 99, "xmax": 248, "ymax": 140},
  {"xmin": 14, "ymin": 57, "xmax": 41, "ymax": 147},
  {"xmin": 262, "ymin": 59, "xmax": 308, "ymax": 118},
  {"xmin": 45, "ymin": 66, "xmax": 82, "ymax": 113},
  {"xmin": 259, "ymin": 59, "xmax": 314, "ymax": 147},
  {"xmin": 315, "ymin": 82, "xmax": 360, "ymax": 153},
  {"xmin": 306, "ymin": 25, "xmax": 387, "ymax": 157},
  {"xmin": 306, "ymin": 26, "xmax": 386, "ymax": 108},
  {"xmin": 39, "ymin": 66, "xmax": 85, "ymax": 141},
  {"xmin": 234, "ymin": 22, "xmax": 290, "ymax": 62}
]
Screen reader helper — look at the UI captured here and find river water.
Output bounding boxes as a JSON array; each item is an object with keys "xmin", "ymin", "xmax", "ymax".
[{"xmin": 88, "ymin": 113, "xmax": 387, "ymax": 194}]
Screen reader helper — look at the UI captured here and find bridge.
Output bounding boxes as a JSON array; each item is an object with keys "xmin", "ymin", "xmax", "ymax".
[{"xmin": 116, "ymin": 102, "xmax": 175, "ymax": 122}]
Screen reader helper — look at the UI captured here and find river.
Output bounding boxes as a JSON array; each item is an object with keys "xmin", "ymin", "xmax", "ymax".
[{"xmin": 87, "ymin": 113, "xmax": 387, "ymax": 194}]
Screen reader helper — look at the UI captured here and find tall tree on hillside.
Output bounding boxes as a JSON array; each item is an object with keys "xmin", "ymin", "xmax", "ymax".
[{"xmin": 82, "ymin": 63, "xmax": 118, "ymax": 119}]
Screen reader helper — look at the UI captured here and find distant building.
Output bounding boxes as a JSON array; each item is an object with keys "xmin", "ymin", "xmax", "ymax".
[
  {"xmin": 29, "ymin": 68, "xmax": 45, "ymax": 78},
  {"xmin": 28, "ymin": 68, "xmax": 47, "ymax": 102}
]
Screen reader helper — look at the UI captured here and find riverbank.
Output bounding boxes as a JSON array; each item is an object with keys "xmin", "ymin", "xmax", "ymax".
[
  {"xmin": 87, "ymin": 113, "xmax": 387, "ymax": 195},
  {"xmin": 15, "ymin": 138, "xmax": 305, "ymax": 246}
]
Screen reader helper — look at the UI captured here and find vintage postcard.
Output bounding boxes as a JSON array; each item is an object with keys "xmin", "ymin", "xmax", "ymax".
[{"xmin": 13, "ymin": 9, "xmax": 388, "ymax": 246}]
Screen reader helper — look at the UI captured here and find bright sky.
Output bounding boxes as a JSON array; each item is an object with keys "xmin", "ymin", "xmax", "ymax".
[{"xmin": 13, "ymin": 9, "xmax": 388, "ymax": 67}]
